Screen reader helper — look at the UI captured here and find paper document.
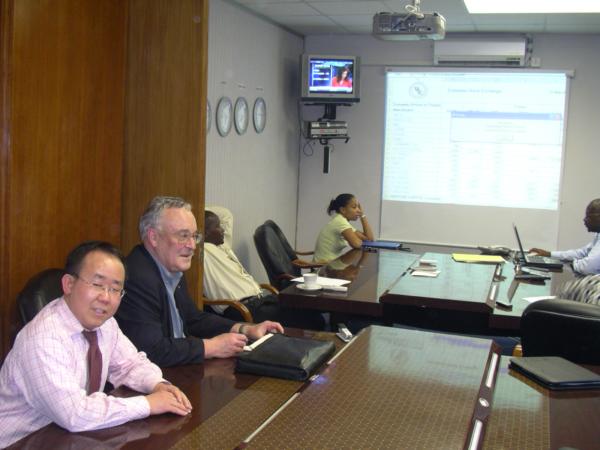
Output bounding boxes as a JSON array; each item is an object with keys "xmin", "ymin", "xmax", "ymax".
[
  {"xmin": 243, "ymin": 333, "xmax": 274, "ymax": 352},
  {"xmin": 411, "ymin": 270, "xmax": 440, "ymax": 277},
  {"xmin": 452, "ymin": 253, "xmax": 505, "ymax": 263},
  {"xmin": 292, "ymin": 276, "xmax": 351, "ymax": 287}
]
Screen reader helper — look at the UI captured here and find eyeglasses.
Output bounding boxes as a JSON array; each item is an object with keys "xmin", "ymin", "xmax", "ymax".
[
  {"xmin": 172, "ymin": 231, "xmax": 203, "ymax": 245},
  {"xmin": 74, "ymin": 274, "xmax": 126, "ymax": 299}
]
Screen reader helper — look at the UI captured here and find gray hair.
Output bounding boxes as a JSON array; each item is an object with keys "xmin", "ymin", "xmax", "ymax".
[{"xmin": 139, "ymin": 196, "xmax": 192, "ymax": 241}]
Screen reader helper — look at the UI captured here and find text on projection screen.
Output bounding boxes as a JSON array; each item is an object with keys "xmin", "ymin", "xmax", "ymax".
[{"xmin": 382, "ymin": 71, "xmax": 567, "ymax": 210}]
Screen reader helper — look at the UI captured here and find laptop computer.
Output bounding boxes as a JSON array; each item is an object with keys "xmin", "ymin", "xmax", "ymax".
[{"xmin": 512, "ymin": 224, "xmax": 563, "ymax": 270}]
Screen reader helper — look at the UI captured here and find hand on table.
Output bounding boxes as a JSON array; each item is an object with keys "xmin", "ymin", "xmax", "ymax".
[
  {"xmin": 203, "ymin": 332, "xmax": 248, "ymax": 359},
  {"xmin": 147, "ymin": 382, "xmax": 192, "ymax": 416}
]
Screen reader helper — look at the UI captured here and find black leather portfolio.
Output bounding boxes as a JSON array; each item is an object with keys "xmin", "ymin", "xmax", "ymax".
[
  {"xmin": 235, "ymin": 333, "xmax": 336, "ymax": 381},
  {"xmin": 509, "ymin": 356, "xmax": 600, "ymax": 390}
]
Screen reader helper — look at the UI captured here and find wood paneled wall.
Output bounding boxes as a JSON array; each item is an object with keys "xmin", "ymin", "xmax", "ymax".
[
  {"xmin": 122, "ymin": 0, "xmax": 208, "ymax": 301},
  {"xmin": 0, "ymin": 0, "xmax": 209, "ymax": 361},
  {"xmin": 0, "ymin": 0, "xmax": 127, "ymax": 360}
]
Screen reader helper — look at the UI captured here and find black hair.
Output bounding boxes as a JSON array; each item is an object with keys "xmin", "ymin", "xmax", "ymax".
[
  {"xmin": 204, "ymin": 210, "xmax": 219, "ymax": 230},
  {"xmin": 64, "ymin": 240, "xmax": 125, "ymax": 276},
  {"xmin": 327, "ymin": 193, "xmax": 355, "ymax": 215}
]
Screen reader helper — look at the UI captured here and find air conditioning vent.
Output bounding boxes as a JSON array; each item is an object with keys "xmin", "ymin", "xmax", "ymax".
[{"xmin": 434, "ymin": 37, "xmax": 527, "ymax": 67}]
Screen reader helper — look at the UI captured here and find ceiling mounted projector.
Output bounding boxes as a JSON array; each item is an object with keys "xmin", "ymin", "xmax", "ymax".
[{"xmin": 373, "ymin": 0, "xmax": 446, "ymax": 41}]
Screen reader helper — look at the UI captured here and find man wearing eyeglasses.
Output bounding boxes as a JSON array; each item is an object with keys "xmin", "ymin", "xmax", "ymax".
[
  {"xmin": 529, "ymin": 198, "xmax": 600, "ymax": 275},
  {"xmin": 0, "ymin": 241, "xmax": 192, "ymax": 448},
  {"xmin": 115, "ymin": 196, "xmax": 283, "ymax": 368}
]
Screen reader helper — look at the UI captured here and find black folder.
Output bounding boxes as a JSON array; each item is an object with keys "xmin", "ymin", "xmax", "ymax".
[
  {"xmin": 235, "ymin": 333, "xmax": 336, "ymax": 381},
  {"xmin": 509, "ymin": 356, "xmax": 600, "ymax": 390}
]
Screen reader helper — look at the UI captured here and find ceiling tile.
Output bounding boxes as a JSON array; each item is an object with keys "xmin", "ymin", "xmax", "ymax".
[
  {"xmin": 308, "ymin": 1, "xmax": 388, "ymax": 15},
  {"xmin": 328, "ymin": 14, "xmax": 377, "ymax": 26},
  {"xmin": 244, "ymin": 2, "xmax": 321, "ymax": 16},
  {"xmin": 228, "ymin": 0, "xmax": 600, "ymax": 35},
  {"xmin": 236, "ymin": 0, "xmax": 302, "ymax": 4},
  {"xmin": 275, "ymin": 14, "xmax": 339, "ymax": 26}
]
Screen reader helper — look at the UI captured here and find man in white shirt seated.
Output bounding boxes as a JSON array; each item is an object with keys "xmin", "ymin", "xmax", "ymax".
[
  {"xmin": 0, "ymin": 241, "xmax": 191, "ymax": 448},
  {"xmin": 530, "ymin": 198, "xmax": 600, "ymax": 275},
  {"xmin": 203, "ymin": 210, "xmax": 324, "ymax": 330}
]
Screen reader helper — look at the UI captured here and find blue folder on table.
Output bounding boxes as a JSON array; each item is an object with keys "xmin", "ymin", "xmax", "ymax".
[{"xmin": 361, "ymin": 240, "xmax": 403, "ymax": 250}]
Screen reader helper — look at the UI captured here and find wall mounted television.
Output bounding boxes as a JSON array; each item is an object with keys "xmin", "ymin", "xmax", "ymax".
[{"xmin": 300, "ymin": 54, "xmax": 360, "ymax": 104}]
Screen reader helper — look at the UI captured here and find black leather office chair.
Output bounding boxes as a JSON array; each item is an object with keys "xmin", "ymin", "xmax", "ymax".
[
  {"xmin": 16, "ymin": 268, "xmax": 65, "ymax": 325},
  {"xmin": 520, "ymin": 298, "xmax": 600, "ymax": 365},
  {"xmin": 254, "ymin": 220, "xmax": 323, "ymax": 291}
]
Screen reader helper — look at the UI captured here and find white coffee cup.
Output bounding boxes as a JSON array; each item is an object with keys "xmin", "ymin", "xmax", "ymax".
[{"xmin": 303, "ymin": 273, "xmax": 318, "ymax": 288}]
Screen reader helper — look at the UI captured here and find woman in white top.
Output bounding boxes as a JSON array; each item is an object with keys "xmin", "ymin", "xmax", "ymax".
[{"xmin": 313, "ymin": 193, "xmax": 374, "ymax": 262}]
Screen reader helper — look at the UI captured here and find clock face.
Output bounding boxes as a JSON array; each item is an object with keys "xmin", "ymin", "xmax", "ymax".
[
  {"xmin": 216, "ymin": 96, "xmax": 233, "ymax": 137},
  {"xmin": 206, "ymin": 100, "xmax": 212, "ymax": 133},
  {"xmin": 234, "ymin": 97, "xmax": 249, "ymax": 135},
  {"xmin": 253, "ymin": 97, "xmax": 267, "ymax": 133}
]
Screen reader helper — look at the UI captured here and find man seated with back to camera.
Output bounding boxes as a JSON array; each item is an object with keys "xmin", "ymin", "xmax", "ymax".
[
  {"xmin": 115, "ymin": 196, "xmax": 283, "ymax": 368},
  {"xmin": 0, "ymin": 241, "xmax": 191, "ymax": 448},
  {"xmin": 529, "ymin": 198, "xmax": 600, "ymax": 275},
  {"xmin": 203, "ymin": 210, "xmax": 325, "ymax": 330}
]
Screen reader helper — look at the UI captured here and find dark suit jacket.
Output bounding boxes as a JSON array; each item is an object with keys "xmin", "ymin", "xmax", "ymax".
[{"xmin": 115, "ymin": 244, "xmax": 235, "ymax": 367}]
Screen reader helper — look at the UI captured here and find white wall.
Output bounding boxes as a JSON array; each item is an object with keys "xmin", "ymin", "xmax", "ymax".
[
  {"xmin": 298, "ymin": 34, "xmax": 600, "ymax": 253},
  {"xmin": 206, "ymin": 0, "xmax": 303, "ymax": 280}
]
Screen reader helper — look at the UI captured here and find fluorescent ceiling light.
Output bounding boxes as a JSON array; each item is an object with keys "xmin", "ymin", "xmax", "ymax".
[{"xmin": 464, "ymin": 0, "xmax": 600, "ymax": 14}]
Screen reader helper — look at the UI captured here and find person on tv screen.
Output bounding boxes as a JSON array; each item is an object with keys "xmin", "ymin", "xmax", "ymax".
[{"xmin": 331, "ymin": 65, "xmax": 352, "ymax": 88}]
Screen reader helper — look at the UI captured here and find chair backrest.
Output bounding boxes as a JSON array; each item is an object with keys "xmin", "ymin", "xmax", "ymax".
[
  {"xmin": 205, "ymin": 205, "xmax": 234, "ymax": 248},
  {"xmin": 557, "ymin": 274, "xmax": 600, "ymax": 305},
  {"xmin": 16, "ymin": 268, "xmax": 65, "ymax": 325},
  {"xmin": 254, "ymin": 221, "xmax": 301, "ymax": 290},
  {"xmin": 521, "ymin": 298, "xmax": 600, "ymax": 364},
  {"xmin": 264, "ymin": 220, "xmax": 297, "ymax": 260}
]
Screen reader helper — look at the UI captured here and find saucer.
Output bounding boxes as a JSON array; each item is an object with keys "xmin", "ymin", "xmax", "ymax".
[{"xmin": 296, "ymin": 283, "xmax": 322, "ymax": 291}]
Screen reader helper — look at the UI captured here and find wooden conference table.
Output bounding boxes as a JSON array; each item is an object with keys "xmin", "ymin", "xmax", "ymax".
[
  {"xmin": 279, "ymin": 247, "xmax": 573, "ymax": 335},
  {"xmin": 9, "ymin": 326, "xmax": 600, "ymax": 449}
]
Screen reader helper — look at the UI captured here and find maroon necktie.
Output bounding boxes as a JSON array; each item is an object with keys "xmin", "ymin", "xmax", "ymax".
[{"xmin": 82, "ymin": 330, "xmax": 102, "ymax": 394}]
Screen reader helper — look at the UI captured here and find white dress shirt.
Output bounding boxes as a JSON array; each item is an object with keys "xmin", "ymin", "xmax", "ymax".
[
  {"xmin": 0, "ymin": 298, "xmax": 164, "ymax": 448},
  {"xmin": 203, "ymin": 242, "xmax": 262, "ymax": 314}
]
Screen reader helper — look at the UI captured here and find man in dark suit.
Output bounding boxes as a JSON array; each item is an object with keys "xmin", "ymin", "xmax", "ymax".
[{"xmin": 115, "ymin": 196, "xmax": 283, "ymax": 367}]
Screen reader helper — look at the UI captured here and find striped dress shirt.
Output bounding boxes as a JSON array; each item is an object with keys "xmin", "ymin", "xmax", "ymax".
[{"xmin": 0, "ymin": 297, "xmax": 164, "ymax": 448}]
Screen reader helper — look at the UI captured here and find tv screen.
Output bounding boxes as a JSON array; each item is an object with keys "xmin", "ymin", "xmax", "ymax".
[{"xmin": 301, "ymin": 54, "xmax": 360, "ymax": 103}]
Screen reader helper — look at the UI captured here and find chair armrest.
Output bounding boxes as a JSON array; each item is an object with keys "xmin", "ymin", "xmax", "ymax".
[
  {"xmin": 276, "ymin": 273, "xmax": 296, "ymax": 282},
  {"xmin": 292, "ymin": 258, "xmax": 325, "ymax": 269},
  {"xmin": 259, "ymin": 283, "xmax": 279, "ymax": 295},
  {"xmin": 203, "ymin": 297, "xmax": 254, "ymax": 323}
]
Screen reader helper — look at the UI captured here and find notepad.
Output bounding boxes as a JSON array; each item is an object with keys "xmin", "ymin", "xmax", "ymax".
[{"xmin": 452, "ymin": 253, "xmax": 506, "ymax": 263}]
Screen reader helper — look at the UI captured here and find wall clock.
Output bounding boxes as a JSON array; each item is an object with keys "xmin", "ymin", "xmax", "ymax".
[
  {"xmin": 216, "ymin": 96, "xmax": 232, "ymax": 137},
  {"xmin": 253, "ymin": 97, "xmax": 267, "ymax": 133},
  {"xmin": 234, "ymin": 96, "xmax": 249, "ymax": 135}
]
